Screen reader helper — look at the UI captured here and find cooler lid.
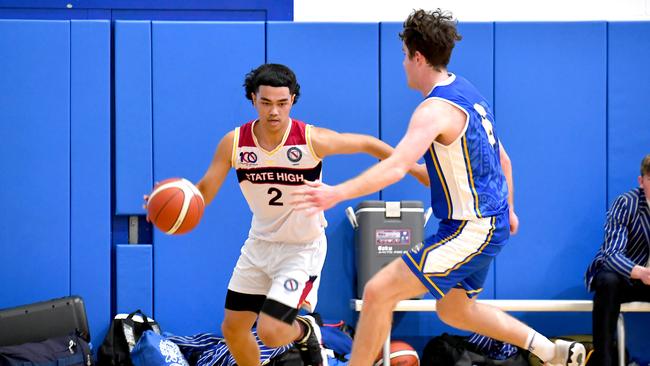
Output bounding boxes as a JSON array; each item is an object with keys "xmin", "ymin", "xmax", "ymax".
[{"xmin": 354, "ymin": 200, "xmax": 423, "ymax": 213}]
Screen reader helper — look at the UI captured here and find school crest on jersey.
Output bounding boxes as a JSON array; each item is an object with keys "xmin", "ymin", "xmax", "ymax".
[{"xmin": 287, "ymin": 146, "xmax": 303, "ymax": 163}]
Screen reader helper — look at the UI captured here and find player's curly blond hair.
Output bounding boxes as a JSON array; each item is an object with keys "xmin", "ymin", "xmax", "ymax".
[{"xmin": 399, "ymin": 9, "xmax": 462, "ymax": 70}]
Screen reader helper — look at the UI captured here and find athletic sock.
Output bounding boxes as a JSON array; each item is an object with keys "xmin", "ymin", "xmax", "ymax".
[{"xmin": 525, "ymin": 330, "xmax": 555, "ymax": 362}]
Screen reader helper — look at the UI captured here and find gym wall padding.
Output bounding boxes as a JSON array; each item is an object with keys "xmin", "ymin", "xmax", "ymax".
[
  {"xmin": 267, "ymin": 22, "xmax": 381, "ymax": 324},
  {"xmin": 607, "ymin": 22, "xmax": 650, "ymax": 202},
  {"xmin": 0, "ymin": 20, "xmax": 71, "ymax": 308},
  {"xmin": 70, "ymin": 20, "xmax": 112, "ymax": 349},
  {"xmin": 493, "ymin": 21, "xmax": 605, "ymax": 339},
  {"xmin": 116, "ymin": 245, "xmax": 153, "ymax": 315},
  {"xmin": 151, "ymin": 21, "xmax": 265, "ymax": 334},
  {"xmin": 0, "ymin": 0, "xmax": 293, "ymax": 21},
  {"xmin": 1, "ymin": 18, "xmax": 649, "ymax": 359},
  {"xmin": 606, "ymin": 21, "xmax": 650, "ymax": 358},
  {"xmin": 115, "ymin": 21, "xmax": 153, "ymax": 215},
  {"xmin": 494, "ymin": 22, "xmax": 606, "ymax": 304}
]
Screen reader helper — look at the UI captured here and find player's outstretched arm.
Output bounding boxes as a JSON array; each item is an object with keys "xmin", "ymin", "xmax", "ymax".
[
  {"xmin": 499, "ymin": 143, "xmax": 518, "ymax": 235},
  {"xmin": 292, "ymin": 100, "xmax": 448, "ymax": 213},
  {"xmin": 196, "ymin": 130, "xmax": 235, "ymax": 206},
  {"xmin": 309, "ymin": 126, "xmax": 430, "ymax": 186}
]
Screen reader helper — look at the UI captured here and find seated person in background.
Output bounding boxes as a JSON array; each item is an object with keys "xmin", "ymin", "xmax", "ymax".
[{"xmin": 585, "ymin": 153, "xmax": 650, "ymax": 366}]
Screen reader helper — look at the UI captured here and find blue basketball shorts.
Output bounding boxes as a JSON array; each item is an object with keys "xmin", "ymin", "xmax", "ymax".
[{"xmin": 402, "ymin": 212, "xmax": 509, "ymax": 299}]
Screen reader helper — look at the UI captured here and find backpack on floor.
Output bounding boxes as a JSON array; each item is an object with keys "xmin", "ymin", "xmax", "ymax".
[
  {"xmin": 422, "ymin": 333, "xmax": 528, "ymax": 366},
  {"xmin": 97, "ymin": 310, "xmax": 161, "ymax": 366},
  {"xmin": 0, "ymin": 332, "xmax": 93, "ymax": 366}
]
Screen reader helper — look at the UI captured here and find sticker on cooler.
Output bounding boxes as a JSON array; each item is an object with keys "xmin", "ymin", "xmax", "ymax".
[{"xmin": 375, "ymin": 229, "xmax": 411, "ymax": 255}]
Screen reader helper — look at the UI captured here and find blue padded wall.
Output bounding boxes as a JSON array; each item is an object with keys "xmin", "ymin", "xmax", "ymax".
[
  {"xmin": 0, "ymin": 0, "xmax": 293, "ymax": 21},
  {"xmin": 151, "ymin": 21, "xmax": 265, "ymax": 334},
  {"xmin": 116, "ymin": 245, "xmax": 153, "ymax": 315},
  {"xmin": 494, "ymin": 22, "xmax": 606, "ymax": 333},
  {"xmin": 70, "ymin": 20, "xmax": 111, "ymax": 348},
  {"xmin": 267, "ymin": 22, "xmax": 380, "ymax": 325},
  {"xmin": 115, "ymin": 21, "xmax": 153, "ymax": 215},
  {"xmin": 0, "ymin": 20, "xmax": 71, "ymax": 308},
  {"xmin": 378, "ymin": 22, "xmax": 430, "ymax": 205},
  {"xmin": 607, "ymin": 22, "xmax": 650, "ymax": 201},
  {"xmin": 380, "ymin": 22, "xmax": 497, "ymax": 345},
  {"xmin": 606, "ymin": 22, "xmax": 650, "ymax": 359}
]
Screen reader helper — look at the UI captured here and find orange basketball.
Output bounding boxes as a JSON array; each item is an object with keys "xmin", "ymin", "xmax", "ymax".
[
  {"xmin": 146, "ymin": 177, "xmax": 205, "ymax": 235},
  {"xmin": 374, "ymin": 340, "xmax": 419, "ymax": 366}
]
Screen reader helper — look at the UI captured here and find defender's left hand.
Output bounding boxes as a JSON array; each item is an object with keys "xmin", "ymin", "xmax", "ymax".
[
  {"xmin": 291, "ymin": 180, "xmax": 341, "ymax": 215},
  {"xmin": 509, "ymin": 209, "xmax": 519, "ymax": 235}
]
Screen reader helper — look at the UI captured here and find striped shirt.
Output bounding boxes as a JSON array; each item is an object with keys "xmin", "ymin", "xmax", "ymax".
[
  {"xmin": 167, "ymin": 331, "xmax": 291, "ymax": 366},
  {"xmin": 466, "ymin": 333, "xmax": 519, "ymax": 360},
  {"xmin": 585, "ymin": 188, "xmax": 650, "ymax": 291}
]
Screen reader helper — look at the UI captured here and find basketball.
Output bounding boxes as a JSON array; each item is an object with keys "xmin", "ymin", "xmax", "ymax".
[
  {"xmin": 374, "ymin": 340, "xmax": 419, "ymax": 366},
  {"xmin": 146, "ymin": 177, "xmax": 205, "ymax": 235}
]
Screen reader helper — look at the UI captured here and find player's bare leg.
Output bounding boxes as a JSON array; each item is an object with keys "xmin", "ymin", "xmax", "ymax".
[
  {"xmin": 434, "ymin": 286, "xmax": 585, "ymax": 365},
  {"xmin": 348, "ymin": 259, "xmax": 427, "ymax": 366},
  {"xmin": 222, "ymin": 309, "xmax": 259, "ymax": 366},
  {"xmin": 257, "ymin": 312, "xmax": 301, "ymax": 347}
]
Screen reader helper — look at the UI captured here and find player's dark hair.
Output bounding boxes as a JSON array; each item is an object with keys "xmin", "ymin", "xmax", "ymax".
[
  {"xmin": 399, "ymin": 9, "xmax": 462, "ymax": 70},
  {"xmin": 244, "ymin": 64, "xmax": 300, "ymax": 105},
  {"xmin": 641, "ymin": 154, "xmax": 650, "ymax": 176}
]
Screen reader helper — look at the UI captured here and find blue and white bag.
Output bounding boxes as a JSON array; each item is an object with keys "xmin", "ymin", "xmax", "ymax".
[{"xmin": 131, "ymin": 331, "xmax": 189, "ymax": 366}]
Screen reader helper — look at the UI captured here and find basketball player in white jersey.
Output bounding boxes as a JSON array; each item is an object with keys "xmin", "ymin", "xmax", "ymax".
[
  {"xmin": 194, "ymin": 64, "xmax": 428, "ymax": 366},
  {"xmin": 292, "ymin": 9, "xmax": 586, "ymax": 366}
]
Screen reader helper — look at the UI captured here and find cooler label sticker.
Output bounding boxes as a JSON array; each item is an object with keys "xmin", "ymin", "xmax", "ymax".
[{"xmin": 375, "ymin": 229, "xmax": 411, "ymax": 255}]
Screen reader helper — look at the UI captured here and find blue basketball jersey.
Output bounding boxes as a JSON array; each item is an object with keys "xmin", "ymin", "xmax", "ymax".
[{"xmin": 423, "ymin": 74, "xmax": 508, "ymax": 220}]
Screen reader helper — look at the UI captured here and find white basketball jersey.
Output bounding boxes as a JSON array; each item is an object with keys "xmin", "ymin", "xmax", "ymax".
[{"xmin": 232, "ymin": 119, "xmax": 327, "ymax": 243}]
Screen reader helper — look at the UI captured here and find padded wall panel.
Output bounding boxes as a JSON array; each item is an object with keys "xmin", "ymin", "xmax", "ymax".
[
  {"xmin": 0, "ymin": 20, "xmax": 70, "ymax": 308},
  {"xmin": 0, "ymin": 9, "xmax": 90, "ymax": 20},
  {"xmin": 380, "ymin": 22, "xmax": 497, "ymax": 343},
  {"xmin": 116, "ymin": 244, "xmax": 153, "ymax": 315},
  {"xmin": 494, "ymin": 23, "xmax": 606, "ymax": 305},
  {"xmin": 70, "ymin": 20, "xmax": 111, "ymax": 348},
  {"xmin": 607, "ymin": 22, "xmax": 650, "ymax": 201},
  {"xmin": 111, "ymin": 10, "xmax": 266, "ymax": 21},
  {"xmin": 607, "ymin": 22, "xmax": 650, "ymax": 359},
  {"xmin": 115, "ymin": 21, "xmax": 153, "ymax": 215},
  {"xmin": 0, "ymin": 0, "xmax": 293, "ymax": 21},
  {"xmin": 152, "ymin": 22, "xmax": 264, "ymax": 334},
  {"xmin": 267, "ymin": 22, "xmax": 380, "ymax": 324}
]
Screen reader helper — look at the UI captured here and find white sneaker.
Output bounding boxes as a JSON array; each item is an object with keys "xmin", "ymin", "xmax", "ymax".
[{"xmin": 547, "ymin": 340, "xmax": 586, "ymax": 366}]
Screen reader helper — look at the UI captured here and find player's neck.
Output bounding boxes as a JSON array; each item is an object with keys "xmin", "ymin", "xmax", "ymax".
[
  {"xmin": 419, "ymin": 69, "xmax": 450, "ymax": 96},
  {"xmin": 254, "ymin": 118, "xmax": 290, "ymax": 150}
]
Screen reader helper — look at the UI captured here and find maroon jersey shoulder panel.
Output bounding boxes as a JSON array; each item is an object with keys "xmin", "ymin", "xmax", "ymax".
[
  {"xmin": 237, "ymin": 120, "xmax": 256, "ymax": 147},
  {"xmin": 284, "ymin": 119, "xmax": 308, "ymax": 146}
]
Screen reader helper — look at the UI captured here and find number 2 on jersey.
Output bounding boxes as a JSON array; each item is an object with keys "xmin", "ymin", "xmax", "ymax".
[{"xmin": 267, "ymin": 187, "xmax": 283, "ymax": 206}]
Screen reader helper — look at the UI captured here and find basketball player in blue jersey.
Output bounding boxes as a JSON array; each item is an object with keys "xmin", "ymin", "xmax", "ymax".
[
  {"xmin": 292, "ymin": 9, "xmax": 586, "ymax": 366},
  {"xmin": 191, "ymin": 64, "xmax": 428, "ymax": 366}
]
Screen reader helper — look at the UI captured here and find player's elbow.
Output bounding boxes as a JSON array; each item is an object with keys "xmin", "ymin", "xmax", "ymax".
[{"xmin": 387, "ymin": 162, "xmax": 410, "ymax": 183}]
